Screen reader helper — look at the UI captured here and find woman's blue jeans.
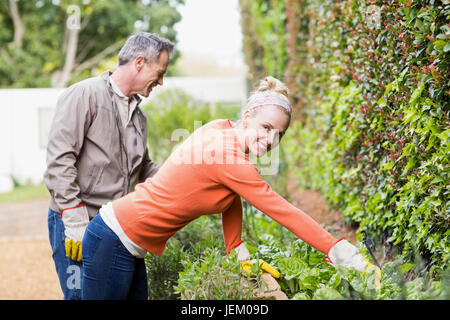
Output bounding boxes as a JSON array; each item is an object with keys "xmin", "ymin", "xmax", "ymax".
[{"xmin": 81, "ymin": 213, "xmax": 148, "ymax": 300}]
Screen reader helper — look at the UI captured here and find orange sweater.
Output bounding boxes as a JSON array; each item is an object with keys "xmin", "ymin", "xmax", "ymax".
[{"xmin": 113, "ymin": 119, "xmax": 337, "ymax": 256}]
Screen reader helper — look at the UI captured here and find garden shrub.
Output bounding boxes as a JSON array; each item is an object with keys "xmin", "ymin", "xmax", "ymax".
[
  {"xmin": 240, "ymin": 0, "xmax": 449, "ymax": 273},
  {"xmin": 146, "ymin": 240, "xmax": 187, "ymax": 300},
  {"xmin": 174, "ymin": 248, "xmax": 263, "ymax": 300},
  {"xmin": 250, "ymin": 234, "xmax": 448, "ymax": 300},
  {"xmin": 145, "ymin": 214, "xmax": 225, "ymax": 300}
]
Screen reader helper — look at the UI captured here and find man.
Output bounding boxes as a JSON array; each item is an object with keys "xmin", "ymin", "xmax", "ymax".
[{"xmin": 44, "ymin": 32, "xmax": 173, "ymax": 299}]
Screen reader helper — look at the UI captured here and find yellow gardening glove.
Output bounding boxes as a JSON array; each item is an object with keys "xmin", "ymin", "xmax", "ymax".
[
  {"xmin": 260, "ymin": 260, "xmax": 281, "ymax": 278},
  {"xmin": 65, "ymin": 238, "xmax": 83, "ymax": 262},
  {"xmin": 241, "ymin": 259, "xmax": 280, "ymax": 279},
  {"xmin": 61, "ymin": 205, "xmax": 89, "ymax": 262},
  {"xmin": 362, "ymin": 256, "xmax": 382, "ymax": 287}
]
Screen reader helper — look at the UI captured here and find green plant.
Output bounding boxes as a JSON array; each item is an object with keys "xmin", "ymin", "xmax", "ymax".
[
  {"xmin": 174, "ymin": 248, "xmax": 262, "ymax": 300},
  {"xmin": 145, "ymin": 200, "xmax": 448, "ymax": 300},
  {"xmin": 145, "ymin": 214, "xmax": 224, "ymax": 299},
  {"xmin": 251, "ymin": 237, "xmax": 448, "ymax": 300},
  {"xmin": 252, "ymin": 238, "xmax": 345, "ymax": 299},
  {"xmin": 146, "ymin": 240, "xmax": 186, "ymax": 300}
]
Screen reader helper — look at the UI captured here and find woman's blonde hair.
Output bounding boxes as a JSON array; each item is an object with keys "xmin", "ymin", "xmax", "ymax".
[
  {"xmin": 247, "ymin": 76, "xmax": 291, "ymax": 117},
  {"xmin": 253, "ymin": 76, "xmax": 289, "ymax": 98}
]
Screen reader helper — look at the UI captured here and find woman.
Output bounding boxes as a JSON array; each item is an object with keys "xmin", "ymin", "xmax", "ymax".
[{"xmin": 81, "ymin": 76, "xmax": 379, "ymax": 300}]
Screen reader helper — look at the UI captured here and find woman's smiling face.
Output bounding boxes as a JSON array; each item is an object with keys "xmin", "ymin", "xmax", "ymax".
[{"xmin": 241, "ymin": 105, "xmax": 291, "ymax": 157}]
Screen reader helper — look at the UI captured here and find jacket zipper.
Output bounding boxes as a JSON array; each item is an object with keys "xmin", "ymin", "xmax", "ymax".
[{"xmin": 108, "ymin": 83, "xmax": 130, "ymax": 196}]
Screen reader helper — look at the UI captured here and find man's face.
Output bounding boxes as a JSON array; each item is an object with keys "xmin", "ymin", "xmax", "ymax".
[{"xmin": 134, "ymin": 50, "xmax": 169, "ymax": 97}]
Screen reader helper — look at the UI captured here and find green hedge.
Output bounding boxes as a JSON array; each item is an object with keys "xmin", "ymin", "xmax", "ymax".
[{"xmin": 240, "ymin": 0, "xmax": 449, "ymax": 272}]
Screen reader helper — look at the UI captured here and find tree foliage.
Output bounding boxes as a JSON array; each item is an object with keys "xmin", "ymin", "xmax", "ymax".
[{"xmin": 0, "ymin": 0, "xmax": 183, "ymax": 88}]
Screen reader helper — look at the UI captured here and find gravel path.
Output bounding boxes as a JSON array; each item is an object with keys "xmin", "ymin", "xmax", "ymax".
[{"xmin": 0, "ymin": 197, "xmax": 62, "ymax": 300}]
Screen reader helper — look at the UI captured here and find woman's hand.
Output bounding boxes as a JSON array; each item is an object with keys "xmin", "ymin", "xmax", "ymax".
[
  {"xmin": 234, "ymin": 242, "xmax": 251, "ymax": 261},
  {"xmin": 234, "ymin": 242, "xmax": 280, "ymax": 278},
  {"xmin": 326, "ymin": 239, "xmax": 382, "ymax": 286},
  {"xmin": 241, "ymin": 260, "xmax": 281, "ymax": 278}
]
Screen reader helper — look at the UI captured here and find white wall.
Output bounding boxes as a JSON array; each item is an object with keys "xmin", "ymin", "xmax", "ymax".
[
  {"xmin": 142, "ymin": 76, "xmax": 248, "ymax": 105},
  {"xmin": 0, "ymin": 77, "xmax": 247, "ymax": 192},
  {"xmin": 0, "ymin": 89, "xmax": 64, "ymax": 192}
]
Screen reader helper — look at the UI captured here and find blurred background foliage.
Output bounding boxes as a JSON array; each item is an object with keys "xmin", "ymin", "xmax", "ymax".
[
  {"xmin": 142, "ymin": 89, "xmax": 241, "ymax": 164},
  {"xmin": 0, "ymin": 0, "xmax": 183, "ymax": 88}
]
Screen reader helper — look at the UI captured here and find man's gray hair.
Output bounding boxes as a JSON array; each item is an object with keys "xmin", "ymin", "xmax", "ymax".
[{"xmin": 118, "ymin": 32, "xmax": 174, "ymax": 66}]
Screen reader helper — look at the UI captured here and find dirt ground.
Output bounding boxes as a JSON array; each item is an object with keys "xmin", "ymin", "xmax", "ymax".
[
  {"xmin": 286, "ymin": 177, "xmax": 358, "ymax": 245},
  {"xmin": 0, "ymin": 197, "xmax": 62, "ymax": 300},
  {"xmin": 0, "ymin": 181, "xmax": 356, "ymax": 300}
]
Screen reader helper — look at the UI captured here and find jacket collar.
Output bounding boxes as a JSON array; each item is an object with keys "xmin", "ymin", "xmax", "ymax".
[{"xmin": 101, "ymin": 71, "xmax": 142, "ymax": 106}]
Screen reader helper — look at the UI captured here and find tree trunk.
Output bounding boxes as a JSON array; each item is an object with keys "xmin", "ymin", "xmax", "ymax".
[
  {"xmin": 52, "ymin": 5, "xmax": 80, "ymax": 88},
  {"xmin": 53, "ymin": 28, "xmax": 79, "ymax": 88},
  {"xmin": 8, "ymin": 0, "xmax": 25, "ymax": 49}
]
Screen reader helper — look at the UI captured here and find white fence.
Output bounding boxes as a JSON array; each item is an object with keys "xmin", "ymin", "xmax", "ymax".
[{"xmin": 0, "ymin": 77, "xmax": 247, "ymax": 192}]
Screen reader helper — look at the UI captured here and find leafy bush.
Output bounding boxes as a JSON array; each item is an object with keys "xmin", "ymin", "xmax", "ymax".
[
  {"xmin": 174, "ymin": 248, "xmax": 263, "ymax": 300},
  {"xmin": 145, "ymin": 200, "xmax": 290, "ymax": 300},
  {"xmin": 145, "ymin": 214, "xmax": 225, "ymax": 300},
  {"xmin": 240, "ymin": 0, "xmax": 450, "ymax": 273},
  {"xmin": 251, "ymin": 235, "xmax": 448, "ymax": 300},
  {"xmin": 241, "ymin": 201, "xmax": 449, "ymax": 300},
  {"xmin": 146, "ymin": 240, "xmax": 186, "ymax": 300}
]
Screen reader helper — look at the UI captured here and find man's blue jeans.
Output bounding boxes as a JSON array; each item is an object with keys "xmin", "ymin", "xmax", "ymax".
[
  {"xmin": 48, "ymin": 209, "xmax": 83, "ymax": 300},
  {"xmin": 81, "ymin": 213, "xmax": 148, "ymax": 300}
]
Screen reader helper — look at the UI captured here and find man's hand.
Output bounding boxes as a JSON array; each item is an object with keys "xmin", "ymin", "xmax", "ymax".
[
  {"xmin": 65, "ymin": 238, "xmax": 83, "ymax": 261},
  {"xmin": 61, "ymin": 205, "xmax": 90, "ymax": 262}
]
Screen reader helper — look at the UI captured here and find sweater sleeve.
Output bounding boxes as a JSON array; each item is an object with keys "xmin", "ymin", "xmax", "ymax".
[
  {"xmin": 221, "ymin": 195, "xmax": 244, "ymax": 255},
  {"xmin": 216, "ymin": 152, "xmax": 337, "ymax": 254}
]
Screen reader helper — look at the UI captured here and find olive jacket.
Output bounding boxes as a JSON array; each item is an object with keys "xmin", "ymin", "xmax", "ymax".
[{"xmin": 44, "ymin": 71, "xmax": 159, "ymax": 220}]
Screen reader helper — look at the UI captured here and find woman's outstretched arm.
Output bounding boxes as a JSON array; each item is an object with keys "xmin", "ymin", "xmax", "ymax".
[{"xmin": 215, "ymin": 153, "xmax": 338, "ymax": 254}]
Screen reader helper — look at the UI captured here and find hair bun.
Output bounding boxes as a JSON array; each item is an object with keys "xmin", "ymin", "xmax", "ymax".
[{"xmin": 256, "ymin": 76, "xmax": 289, "ymax": 98}]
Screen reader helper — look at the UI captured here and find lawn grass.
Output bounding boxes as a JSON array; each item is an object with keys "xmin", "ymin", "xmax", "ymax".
[{"xmin": 0, "ymin": 183, "xmax": 49, "ymax": 205}]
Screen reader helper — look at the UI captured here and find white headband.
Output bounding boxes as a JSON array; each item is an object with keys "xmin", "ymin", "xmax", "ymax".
[{"xmin": 246, "ymin": 91, "xmax": 292, "ymax": 114}]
